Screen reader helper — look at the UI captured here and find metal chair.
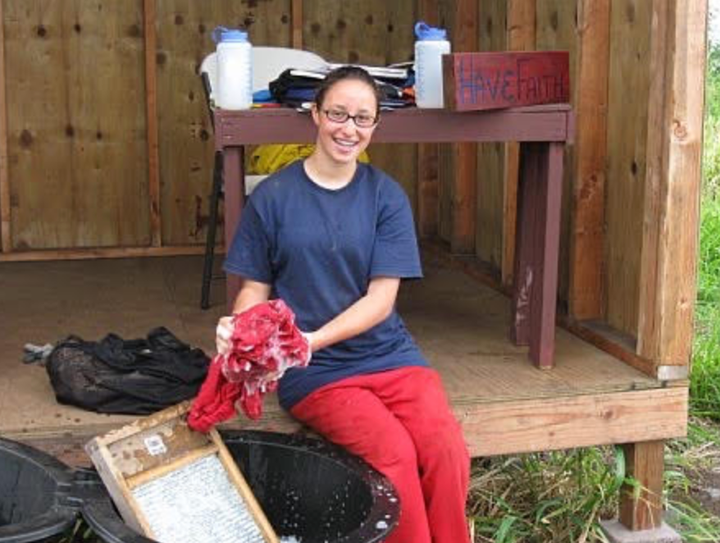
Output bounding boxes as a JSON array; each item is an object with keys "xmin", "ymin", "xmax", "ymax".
[{"xmin": 199, "ymin": 48, "xmax": 327, "ymax": 309}]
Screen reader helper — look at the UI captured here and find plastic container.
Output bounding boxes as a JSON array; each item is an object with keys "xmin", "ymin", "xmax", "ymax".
[
  {"xmin": 213, "ymin": 27, "xmax": 253, "ymax": 110},
  {"xmin": 0, "ymin": 430, "xmax": 399, "ymax": 543},
  {"xmin": 414, "ymin": 21, "xmax": 451, "ymax": 109},
  {"xmin": 0, "ymin": 439, "xmax": 78, "ymax": 543}
]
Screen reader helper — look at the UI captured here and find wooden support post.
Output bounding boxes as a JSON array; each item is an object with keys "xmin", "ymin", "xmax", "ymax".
[
  {"xmin": 529, "ymin": 142, "xmax": 563, "ymax": 368},
  {"xmin": 510, "ymin": 145, "xmax": 540, "ymax": 347},
  {"xmin": 619, "ymin": 441, "xmax": 665, "ymax": 531},
  {"xmin": 144, "ymin": 0, "xmax": 162, "ymax": 247},
  {"xmin": 417, "ymin": 144, "xmax": 439, "ymax": 238},
  {"xmin": 291, "ymin": 0, "xmax": 303, "ymax": 49},
  {"xmin": 502, "ymin": 0, "xmax": 535, "ymax": 286},
  {"xmin": 449, "ymin": 0, "xmax": 477, "ymax": 255},
  {"xmin": 223, "ymin": 145, "xmax": 245, "ymax": 312},
  {"xmin": 637, "ymin": 0, "xmax": 707, "ymax": 365},
  {"xmin": 512, "ymin": 142, "xmax": 563, "ymax": 368},
  {"xmin": 451, "ymin": 141, "xmax": 477, "ymax": 254},
  {"xmin": 568, "ymin": 0, "xmax": 610, "ymax": 320},
  {"xmin": 416, "ymin": 0, "xmax": 439, "ymax": 240},
  {"xmin": 0, "ymin": 0, "xmax": 11, "ymax": 253},
  {"xmin": 0, "ymin": 245, "xmax": 206, "ymax": 263}
]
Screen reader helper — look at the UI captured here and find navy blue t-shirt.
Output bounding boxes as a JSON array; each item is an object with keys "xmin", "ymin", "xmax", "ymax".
[{"xmin": 224, "ymin": 160, "xmax": 428, "ymax": 410}]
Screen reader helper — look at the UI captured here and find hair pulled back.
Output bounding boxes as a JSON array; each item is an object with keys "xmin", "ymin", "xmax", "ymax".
[{"xmin": 314, "ymin": 66, "xmax": 381, "ymax": 116}]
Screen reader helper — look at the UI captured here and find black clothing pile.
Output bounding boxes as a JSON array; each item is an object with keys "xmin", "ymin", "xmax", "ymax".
[{"xmin": 45, "ymin": 327, "xmax": 210, "ymax": 415}]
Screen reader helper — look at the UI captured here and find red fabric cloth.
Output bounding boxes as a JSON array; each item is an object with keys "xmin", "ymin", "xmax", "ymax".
[
  {"xmin": 188, "ymin": 300, "xmax": 310, "ymax": 432},
  {"xmin": 290, "ymin": 367, "xmax": 471, "ymax": 543}
]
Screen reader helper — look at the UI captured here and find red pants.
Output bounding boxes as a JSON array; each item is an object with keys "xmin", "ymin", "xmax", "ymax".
[{"xmin": 290, "ymin": 367, "xmax": 471, "ymax": 543}]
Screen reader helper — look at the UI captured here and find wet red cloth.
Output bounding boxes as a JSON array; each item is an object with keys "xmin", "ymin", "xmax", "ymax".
[{"xmin": 188, "ymin": 300, "xmax": 310, "ymax": 432}]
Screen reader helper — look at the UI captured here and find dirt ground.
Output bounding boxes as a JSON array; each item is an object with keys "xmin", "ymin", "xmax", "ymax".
[{"xmin": 690, "ymin": 467, "xmax": 720, "ymax": 517}]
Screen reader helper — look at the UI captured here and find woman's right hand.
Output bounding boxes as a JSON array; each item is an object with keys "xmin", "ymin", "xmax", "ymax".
[{"xmin": 216, "ymin": 316, "xmax": 234, "ymax": 355}]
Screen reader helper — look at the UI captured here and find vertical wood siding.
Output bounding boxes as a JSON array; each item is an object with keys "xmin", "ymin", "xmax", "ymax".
[
  {"xmin": 5, "ymin": 0, "xmax": 149, "ymax": 249},
  {"xmin": 605, "ymin": 0, "xmax": 653, "ymax": 335}
]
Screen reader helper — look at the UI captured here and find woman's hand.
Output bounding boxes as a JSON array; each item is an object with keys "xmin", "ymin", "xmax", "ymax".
[
  {"xmin": 217, "ymin": 279, "xmax": 272, "ymax": 355},
  {"xmin": 216, "ymin": 316, "xmax": 234, "ymax": 355}
]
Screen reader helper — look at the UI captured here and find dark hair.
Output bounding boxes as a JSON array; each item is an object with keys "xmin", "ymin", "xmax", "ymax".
[{"xmin": 314, "ymin": 66, "xmax": 382, "ymax": 116}]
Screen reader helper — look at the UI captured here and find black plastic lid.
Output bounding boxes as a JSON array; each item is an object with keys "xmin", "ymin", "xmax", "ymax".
[{"xmin": 0, "ymin": 438, "xmax": 79, "ymax": 543}]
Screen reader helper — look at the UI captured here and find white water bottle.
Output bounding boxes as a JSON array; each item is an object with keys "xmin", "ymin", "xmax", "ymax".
[
  {"xmin": 213, "ymin": 27, "xmax": 253, "ymax": 110},
  {"xmin": 414, "ymin": 21, "xmax": 451, "ymax": 109}
]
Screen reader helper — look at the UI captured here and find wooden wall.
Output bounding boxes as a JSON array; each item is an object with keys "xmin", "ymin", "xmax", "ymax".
[
  {"xmin": 155, "ymin": 0, "xmax": 293, "ymax": 247},
  {"xmin": 604, "ymin": 0, "xmax": 653, "ymax": 335},
  {"xmin": 0, "ymin": 0, "xmax": 418, "ymax": 253},
  {"xmin": 4, "ymin": 1, "xmax": 149, "ymax": 250},
  {"xmin": 0, "ymin": 0, "xmax": 707, "ymax": 369}
]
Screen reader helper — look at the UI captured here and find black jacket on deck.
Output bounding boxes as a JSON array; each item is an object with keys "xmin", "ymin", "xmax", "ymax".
[{"xmin": 45, "ymin": 327, "xmax": 209, "ymax": 415}]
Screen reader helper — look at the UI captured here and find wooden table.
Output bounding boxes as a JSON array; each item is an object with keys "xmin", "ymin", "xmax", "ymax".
[{"xmin": 214, "ymin": 105, "xmax": 574, "ymax": 368}]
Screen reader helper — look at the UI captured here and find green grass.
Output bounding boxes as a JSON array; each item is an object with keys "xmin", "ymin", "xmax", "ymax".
[
  {"xmin": 467, "ymin": 448, "xmax": 620, "ymax": 542},
  {"xmin": 690, "ymin": 37, "xmax": 720, "ymax": 419},
  {"xmin": 690, "ymin": 195, "xmax": 720, "ymax": 418}
]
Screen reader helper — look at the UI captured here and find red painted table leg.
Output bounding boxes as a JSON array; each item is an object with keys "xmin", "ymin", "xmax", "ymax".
[
  {"xmin": 222, "ymin": 146, "xmax": 245, "ymax": 313},
  {"xmin": 512, "ymin": 142, "xmax": 563, "ymax": 369},
  {"xmin": 511, "ymin": 143, "xmax": 540, "ymax": 346}
]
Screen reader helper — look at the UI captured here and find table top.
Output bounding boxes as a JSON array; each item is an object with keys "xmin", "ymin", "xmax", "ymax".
[{"xmin": 214, "ymin": 104, "xmax": 574, "ymax": 147}]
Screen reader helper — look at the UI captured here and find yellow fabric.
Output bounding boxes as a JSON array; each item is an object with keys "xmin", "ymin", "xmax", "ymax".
[{"xmin": 248, "ymin": 144, "xmax": 370, "ymax": 175}]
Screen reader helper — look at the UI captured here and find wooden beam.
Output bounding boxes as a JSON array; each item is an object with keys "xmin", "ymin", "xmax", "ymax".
[
  {"xmin": 417, "ymin": 142, "xmax": 439, "ymax": 238},
  {"xmin": 0, "ymin": 0, "xmax": 10, "ymax": 253},
  {"xmin": 637, "ymin": 1, "xmax": 669, "ymax": 363},
  {"xmin": 450, "ymin": 0, "xmax": 477, "ymax": 254},
  {"xmin": 461, "ymin": 388, "xmax": 686, "ymax": 457},
  {"xmin": 451, "ymin": 141, "xmax": 477, "ymax": 253},
  {"xmin": 223, "ymin": 146, "xmax": 245, "ymax": 312},
  {"xmin": 291, "ymin": 0, "xmax": 303, "ymax": 49},
  {"xmin": 416, "ymin": 0, "xmax": 439, "ymax": 239},
  {"xmin": 215, "ymin": 107, "xmax": 573, "ymax": 145},
  {"xmin": 503, "ymin": 0, "xmax": 536, "ymax": 286},
  {"xmin": 619, "ymin": 440, "xmax": 665, "ymax": 530},
  {"xmin": 562, "ymin": 318, "xmax": 657, "ymax": 378},
  {"xmin": 637, "ymin": 0, "xmax": 707, "ymax": 365},
  {"xmin": 529, "ymin": 142, "xmax": 564, "ymax": 368},
  {"xmin": 144, "ymin": 0, "xmax": 162, "ymax": 247},
  {"xmin": 18, "ymin": 387, "xmax": 687, "ymax": 464},
  {"xmin": 0, "ymin": 245, "xmax": 207, "ymax": 262},
  {"xmin": 568, "ymin": 0, "xmax": 610, "ymax": 320}
]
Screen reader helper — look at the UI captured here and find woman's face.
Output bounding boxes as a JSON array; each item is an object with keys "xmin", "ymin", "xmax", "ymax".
[{"xmin": 311, "ymin": 79, "xmax": 378, "ymax": 166}]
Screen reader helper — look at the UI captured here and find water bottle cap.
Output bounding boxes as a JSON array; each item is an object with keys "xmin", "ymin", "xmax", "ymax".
[
  {"xmin": 415, "ymin": 21, "xmax": 447, "ymax": 41},
  {"xmin": 212, "ymin": 26, "xmax": 249, "ymax": 43}
]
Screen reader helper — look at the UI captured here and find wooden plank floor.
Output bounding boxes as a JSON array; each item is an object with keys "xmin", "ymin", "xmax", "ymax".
[{"xmin": 0, "ymin": 254, "xmax": 687, "ymax": 465}]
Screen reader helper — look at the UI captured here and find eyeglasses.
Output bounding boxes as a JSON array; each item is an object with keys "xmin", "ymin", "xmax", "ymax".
[{"xmin": 323, "ymin": 109, "xmax": 378, "ymax": 128}]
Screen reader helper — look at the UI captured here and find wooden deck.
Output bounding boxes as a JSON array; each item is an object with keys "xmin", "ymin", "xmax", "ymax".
[{"xmin": 0, "ymin": 253, "xmax": 687, "ymax": 466}]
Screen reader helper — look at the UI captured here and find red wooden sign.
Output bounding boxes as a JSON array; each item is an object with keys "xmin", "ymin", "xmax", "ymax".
[{"xmin": 442, "ymin": 51, "xmax": 570, "ymax": 111}]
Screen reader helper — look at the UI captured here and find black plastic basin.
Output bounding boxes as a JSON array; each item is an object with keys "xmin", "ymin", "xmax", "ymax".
[
  {"xmin": 0, "ymin": 438, "xmax": 77, "ymax": 543},
  {"xmin": 0, "ymin": 431, "xmax": 399, "ymax": 543}
]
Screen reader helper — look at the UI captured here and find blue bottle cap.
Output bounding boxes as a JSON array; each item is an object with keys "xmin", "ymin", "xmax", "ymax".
[
  {"xmin": 212, "ymin": 26, "xmax": 249, "ymax": 43},
  {"xmin": 415, "ymin": 21, "xmax": 448, "ymax": 41}
]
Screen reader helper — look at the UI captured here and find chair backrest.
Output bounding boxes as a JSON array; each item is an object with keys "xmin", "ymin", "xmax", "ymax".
[{"xmin": 199, "ymin": 47, "xmax": 327, "ymax": 106}]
